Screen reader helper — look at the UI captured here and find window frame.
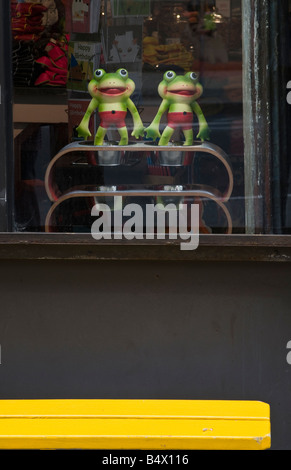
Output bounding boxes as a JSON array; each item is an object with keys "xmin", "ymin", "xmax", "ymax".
[
  {"xmin": 0, "ymin": 0, "xmax": 14, "ymax": 232},
  {"xmin": 1, "ymin": 0, "xmax": 291, "ymax": 260},
  {"xmin": 242, "ymin": 0, "xmax": 290, "ymax": 234}
]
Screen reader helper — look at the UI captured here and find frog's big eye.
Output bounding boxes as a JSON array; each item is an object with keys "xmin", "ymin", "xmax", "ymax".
[
  {"xmin": 118, "ymin": 68, "xmax": 128, "ymax": 79},
  {"xmin": 189, "ymin": 72, "xmax": 198, "ymax": 81},
  {"xmin": 164, "ymin": 70, "xmax": 176, "ymax": 81},
  {"xmin": 94, "ymin": 69, "xmax": 105, "ymax": 80}
]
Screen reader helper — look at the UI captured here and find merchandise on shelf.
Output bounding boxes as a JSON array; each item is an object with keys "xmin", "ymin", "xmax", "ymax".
[
  {"xmin": 145, "ymin": 70, "xmax": 209, "ymax": 145},
  {"xmin": 143, "ymin": 36, "xmax": 194, "ymax": 71},
  {"xmin": 76, "ymin": 68, "xmax": 144, "ymax": 145},
  {"xmin": 35, "ymin": 36, "xmax": 69, "ymax": 87},
  {"xmin": 11, "ymin": 0, "xmax": 68, "ymax": 87}
]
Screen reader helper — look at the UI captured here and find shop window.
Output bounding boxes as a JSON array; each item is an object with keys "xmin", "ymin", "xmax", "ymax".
[{"xmin": 4, "ymin": 1, "xmax": 291, "ymax": 239}]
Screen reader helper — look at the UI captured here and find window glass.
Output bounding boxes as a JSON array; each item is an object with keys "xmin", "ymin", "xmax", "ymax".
[{"xmin": 10, "ymin": 1, "xmax": 290, "ymax": 239}]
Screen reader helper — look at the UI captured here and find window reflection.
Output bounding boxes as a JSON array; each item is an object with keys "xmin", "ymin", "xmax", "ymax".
[{"xmin": 11, "ymin": 1, "xmax": 289, "ymax": 237}]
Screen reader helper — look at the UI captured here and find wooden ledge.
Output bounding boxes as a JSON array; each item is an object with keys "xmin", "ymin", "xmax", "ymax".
[{"xmin": 0, "ymin": 233, "xmax": 290, "ymax": 261}]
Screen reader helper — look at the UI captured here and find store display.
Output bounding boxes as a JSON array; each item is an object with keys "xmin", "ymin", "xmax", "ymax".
[
  {"xmin": 65, "ymin": 0, "xmax": 101, "ymax": 34},
  {"xmin": 76, "ymin": 68, "xmax": 144, "ymax": 145},
  {"xmin": 145, "ymin": 70, "xmax": 210, "ymax": 145},
  {"xmin": 11, "ymin": 1, "xmax": 48, "ymax": 41},
  {"xmin": 68, "ymin": 98, "xmax": 96, "ymax": 142},
  {"xmin": 35, "ymin": 36, "xmax": 68, "ymax": 86},
  {"xmin": 142, "ymin": 36, "xmax": 193, "ymax": 71},
  {"xmin": 11, "ymin": 0, "xmax": 67, "ymax": 87},
  {"xmin": 43, "ymin": 140, "xmax": 233, "ymax": 234},
  {"xmin": 12, "ymin": 0, "xmax": 246, "ymax": 233},
  {"xmin": 67, "ymin": 41, "xmax": 101, "ymax": 91},
  {"xmin": 12, "ymin": 41, "xmax": 37, "ymax": 87},
  {"xmin": 108, "ymin": 28, "xmax": 141, "ymax": 64}
]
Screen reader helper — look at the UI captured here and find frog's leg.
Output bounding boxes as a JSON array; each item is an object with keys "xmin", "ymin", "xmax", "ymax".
[
  {"xmin": 182, "ymin": 128, "xmax": 193, "ymax": 146},
  {"xmin": 94, "ymin": 126, "xmax": 107, "ymax": 145},
  {"xmin": 117, "ymin": 126, "xmax": 128, "ymax": 145},
  {"xmin": 158, "ymin": 126, "xmax": 174, "ymax": 146}
]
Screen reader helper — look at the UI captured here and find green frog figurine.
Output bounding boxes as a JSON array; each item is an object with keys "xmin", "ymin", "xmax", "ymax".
[
  {"xmin": 76, "ymin": 68, "xmax": 144, "ymax": 145},
  {"xmin": 145, "ymin": 70, "xmax": 210, "ymax": 145}
]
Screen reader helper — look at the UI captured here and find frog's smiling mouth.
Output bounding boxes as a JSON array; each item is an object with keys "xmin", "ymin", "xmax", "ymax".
[
  {"xmin": 100, "ymin": 87, "xmax": 126, "ymax": 95},
  {"xmin": 168, "ymin": 89, "xmax": 196, "ymax": 96}
]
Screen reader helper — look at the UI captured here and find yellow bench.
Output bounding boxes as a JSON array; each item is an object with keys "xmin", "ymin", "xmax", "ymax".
[{"xmin": 0, "ymin": 399, "xmax": 270, "ymax": 450}]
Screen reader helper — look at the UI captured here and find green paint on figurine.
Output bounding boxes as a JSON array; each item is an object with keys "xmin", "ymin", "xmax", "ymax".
[
  {"xmin": 76, "ymin": 68, "xmax": 144, "ymax": 145},
  {"xmin": 145, "ymin": 71, "xmax": 210, "ymax": 145}
]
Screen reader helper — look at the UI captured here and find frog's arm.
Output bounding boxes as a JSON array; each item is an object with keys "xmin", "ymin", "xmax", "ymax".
[
  {"xmin": 76, "ymin": 97, "xmax": 99, "ymax": 140},
  {"xmin": 127, "ymin": 98, "xmax": 145, "ymax": 139},
  {"xmin": 145, "ymin": 99, "xmax": 169, "ymax": 140},
  {"xmin": 191, "ymin": 101, "xmax": 210, "ymax": 141}
]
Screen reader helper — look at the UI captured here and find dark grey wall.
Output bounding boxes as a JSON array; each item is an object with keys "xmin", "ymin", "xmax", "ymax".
[{"xmin": 0, "ymin": 259, "xmax": 290, "ymax": 449}]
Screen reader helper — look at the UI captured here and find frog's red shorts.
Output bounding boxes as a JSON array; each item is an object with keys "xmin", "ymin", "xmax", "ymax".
[
  {"xmin": 99, "ymin": 111, "xmax": 127, "ymax": 129},
  {"xmin": 167, "ymin": 112, "xmax": 193, "ymax": 130}
]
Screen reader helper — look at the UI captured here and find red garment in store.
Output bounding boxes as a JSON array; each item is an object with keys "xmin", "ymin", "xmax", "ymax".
[
  {"xmin": 11, "ymin": 3, "xmax": 47, "ymax": 17},
  {"xmin": 35, "ymin": 56, "xmax": 67, "ymax": 76},
  {"xmin": 11, "ymin": 2, "xmax": 47, "ymax": 40},
  {"xmin": 12, "ymin": 16, "xmax": 45, "ymax": 27},
  {"xmin": 13, "ymin": 34, "xmax": 40, "ymax": 41},
  {"xmin": 46, "ymin": 42, "xmax": 67, "ymax": 62},
  {"xmin": 12, "ymin": 22, "xmax": 45, "ymax": 34},
  {"xmin": 35, "ymin": 70, "xmax": 67, "ymax": 86},
  {"xmin": 35, "ymin": 38, "xmax": 68, "ymax": 87}
]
